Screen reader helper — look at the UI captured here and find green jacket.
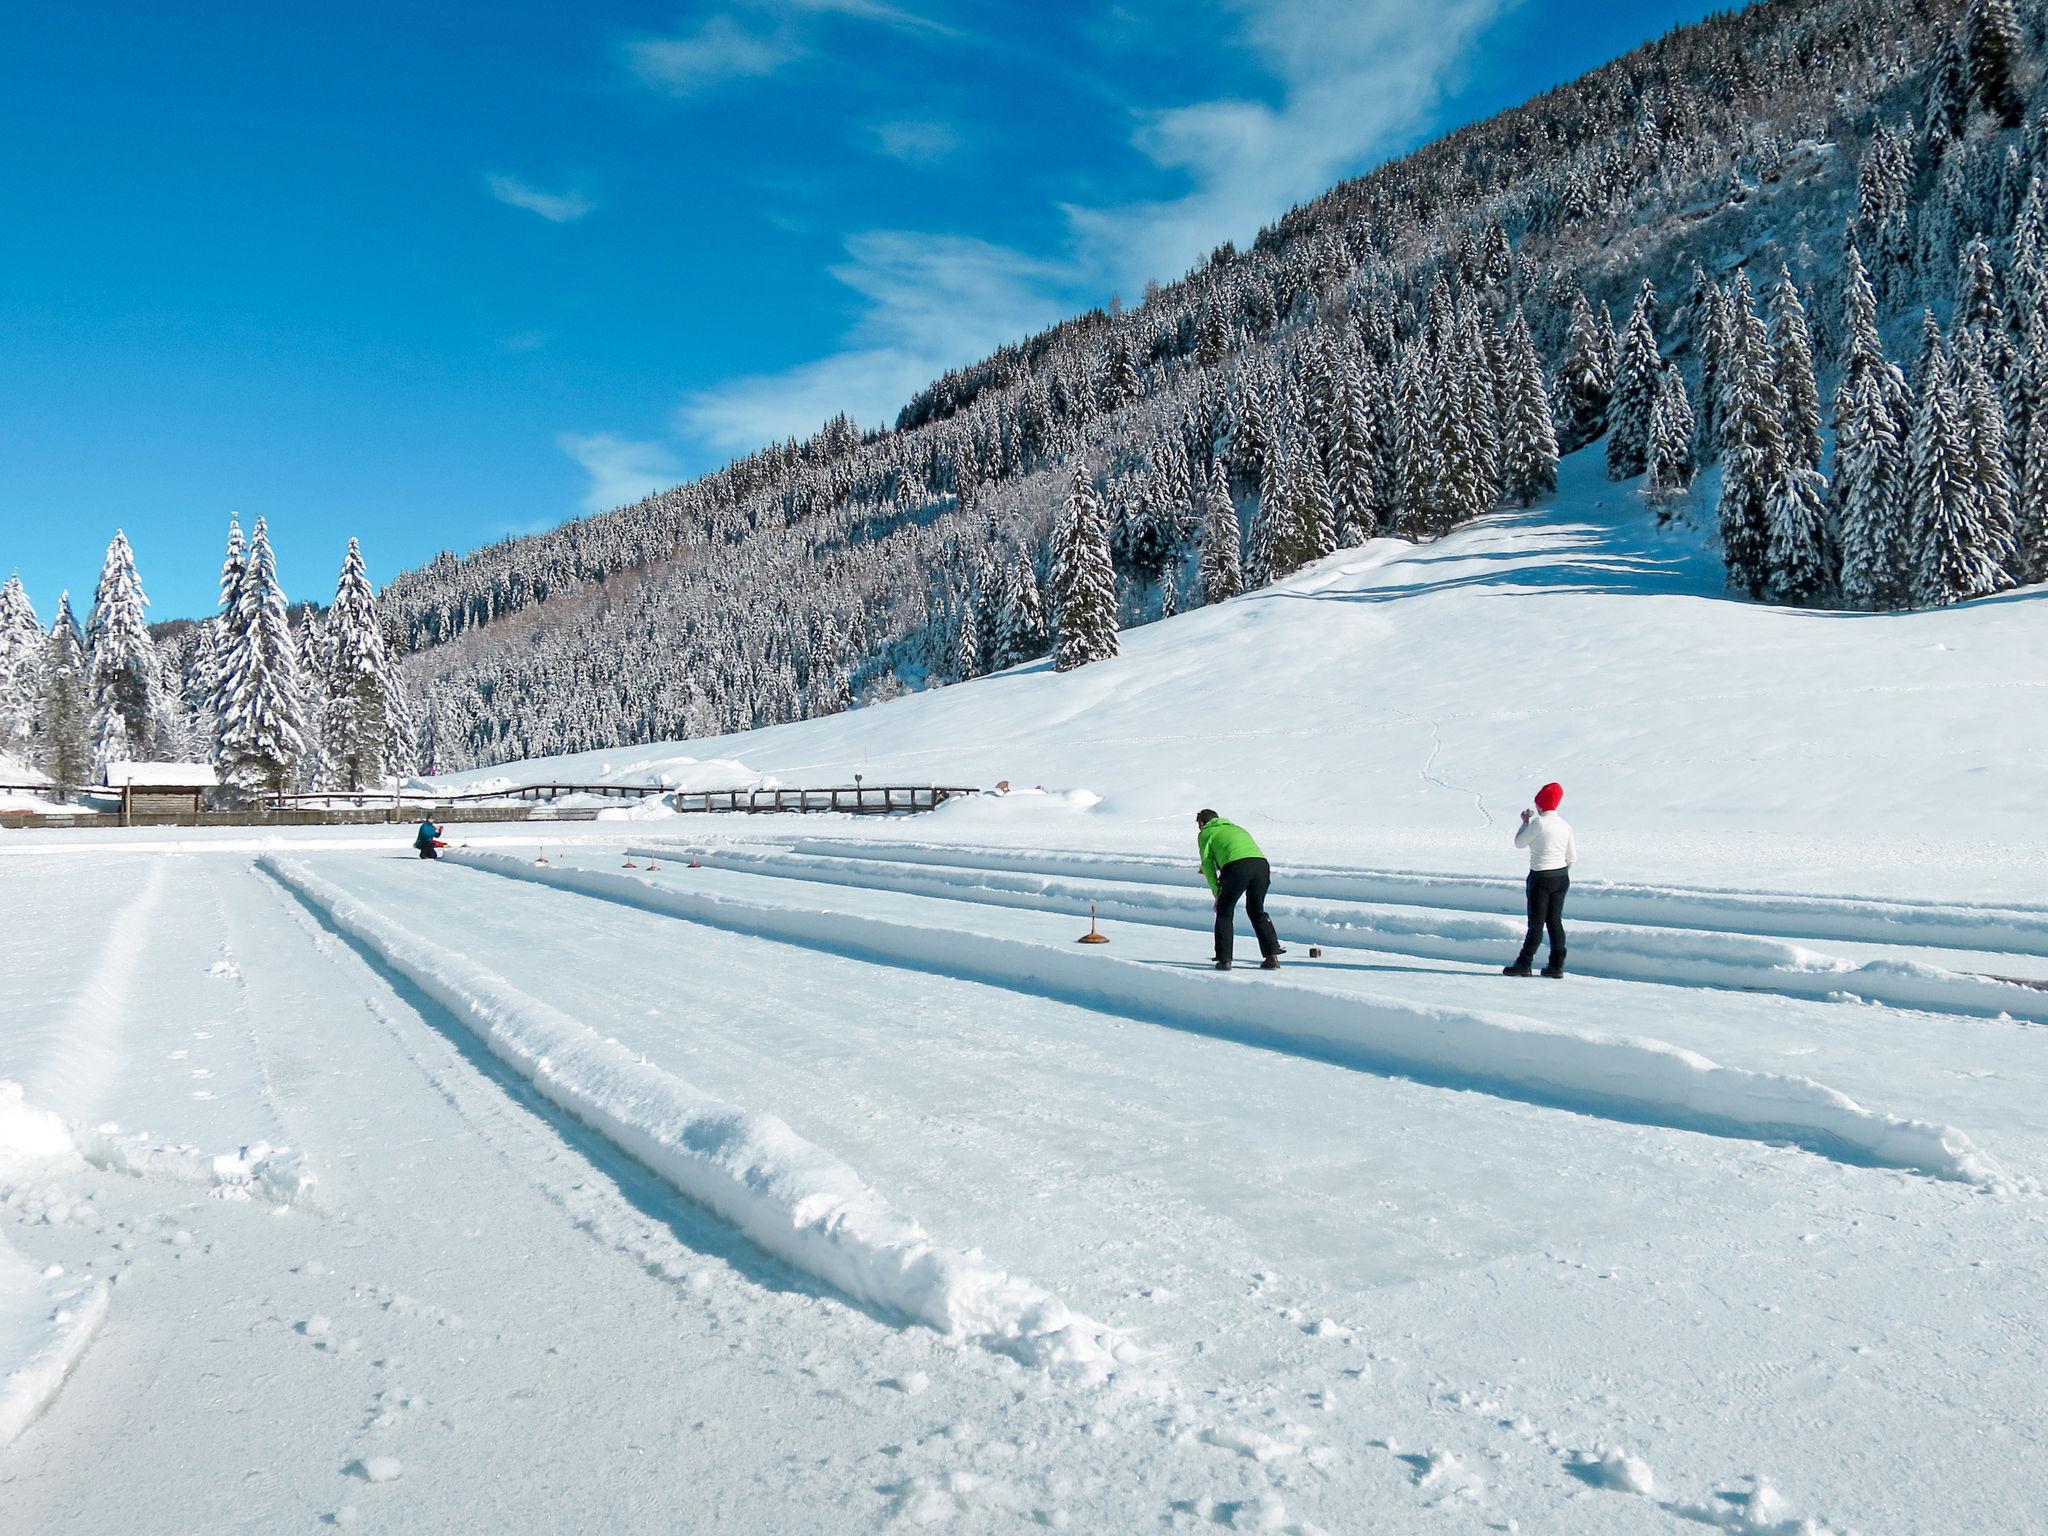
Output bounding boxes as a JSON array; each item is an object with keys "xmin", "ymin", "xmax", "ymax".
[{"xmin": 1197, "ymin": 817, "xmax": 1264, "ymax": 895}]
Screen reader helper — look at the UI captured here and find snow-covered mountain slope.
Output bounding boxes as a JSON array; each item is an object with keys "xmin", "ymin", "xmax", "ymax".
[{"xmin": 433, "ymin": 451, "xmax": 2048, "ymax": 902}]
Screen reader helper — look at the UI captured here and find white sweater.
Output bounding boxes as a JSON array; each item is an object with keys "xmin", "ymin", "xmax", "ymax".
[{"xmin": 1513, "ymin": 810, "xmax": 1576, "ymax": 872}]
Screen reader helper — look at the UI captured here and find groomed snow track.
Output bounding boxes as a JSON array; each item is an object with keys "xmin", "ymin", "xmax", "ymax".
[
  {"xmin": 443, "ymin": 848, "xmax": 2011, "ymax": 1190},
  {"xmin": 642, "ymin": 842, "xmax": 2048, "ymax": 1026},
  {"xmin": 259, "ymin": 855, "xmax": 1142, "ymax": 1387}
]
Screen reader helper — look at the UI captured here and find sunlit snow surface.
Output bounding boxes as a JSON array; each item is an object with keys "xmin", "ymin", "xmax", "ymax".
[{"xmin": 4, "ymin": 458, "xmax": 2045, "ymax": 1532}]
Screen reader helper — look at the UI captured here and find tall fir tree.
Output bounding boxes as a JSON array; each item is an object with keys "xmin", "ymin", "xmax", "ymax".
[
  {"xmin": 995, "ymin": 556, "xmax": 1047, "ymax": 668},
  {"xmin": 1769, "ymin": 267, "xmax": 1824, "ymax": 473},
  {"xmin": 39, "ymin": 595, "xmax": 89, "ymax": 801},
  {"xmin": 0, "ymin": 576, "xmax": 43, "ymax": 759},
  {"xmin": 1606, "ymin": 281, "xmax": 1661, "ymax": 479},
  {"xmin": 1554, "ymin": 289, "xmax": 1612, "ymax": 453},
  {"xmin": 1327, "ymin": 359, "xmax": 1378, "ymax": 545},
  {"xmin": 1956, "ymin": 345, "xmax": 2021, "ymax": 575},
  {"xmin": 1836, "ymin": 368, "xmax": 1912, "ymax": 609},
  {"xmin": 1717, "ymin": 274, "xmax": 1788, "ymax": 598},
  {"xmin": 1764, "ymin": 461, "xmax": 1837, "ymax": 605},
  {"xmin": 215, "ymin": 517, "xmax": 309, "ymax": 795},
  {"xmin": 1911, "ymin": 318, "xmax": 2006, "ymax": 605},
  {"xmin": 324, "ymin": 537, "xmax": 407, "ymax": 791},
  {"xmin": 85, "ymin": 530, "xmax": 161, "ymax": 772},
  {"xmin": 1197, "ymin": 462, "xmax": 1244, "ymax": 605},
  {"xmin": 1967, "ymin": 0, "xmax": 2028, "ymax": 128},
  {"xmin": 2017, "ymin": 310, "xmax": 2048, "ymax": 581},
  {"xmin": 1646, "ymin": 365, "xmax": 1698, "ymax": 499},
  {"xmin": 1050, "ymin": 465, "xmax": 1119, "ymax": 671},
  {"xmin": 1499, "ymin": 309, "xmax": 1560, "ymax": 505}
]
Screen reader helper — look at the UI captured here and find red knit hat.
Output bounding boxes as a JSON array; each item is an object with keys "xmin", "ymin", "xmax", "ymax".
[{"xmin": 1534, "ymin": 782, "xmax": 1564, "ymax": 812}]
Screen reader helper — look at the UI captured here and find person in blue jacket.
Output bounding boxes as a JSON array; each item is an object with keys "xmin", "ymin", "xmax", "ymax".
[{"xmin": 414, "ymin": 818, "xmax": 443, "ymax": 860}]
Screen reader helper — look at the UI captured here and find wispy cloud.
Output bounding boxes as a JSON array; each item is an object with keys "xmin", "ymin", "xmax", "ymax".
[
  {"xmin": 623, "ymin": 1, "xmax": 954, "ymax": 96},
  {"xmin": 499, "ymin": 329, "xmax": 550, "ymax": 354},
  {"xmin": 869, "ymin": 118, "xmax": 961, "ymax": 164},
  {"xmin": 559, "ymin": 432, "xmax": 683, "ymax": 514},
  {"xmin": 1067, "ymin": 0, "xmax": 1512, "ymax": 290},
  {"xmin": 486, "ymin": 173, "xmax": 596, "ymax": 223},
  {"xmin": 623, "ymin": 15, "xmax": 802, "ymax": 95},
  {"xmin": 677, "ymin": 232, "xmax": 1072, "ymax": 455}
]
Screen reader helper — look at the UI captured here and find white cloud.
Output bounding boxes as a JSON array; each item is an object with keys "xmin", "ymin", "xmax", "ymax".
[
  {"xmin": 676, "ymin": 232, "xmax": 1072, "ymax": 455},
  {"xmin": 623, "ymin": 15, "xmax": 802, "ymax": 95},
  {"xmin": 869, "ymin": 118, "xmax": 961, "ymax": 164},
  {"xmin": 486, "ymin": 173, "xmax": 596, "ymax": 223},
  {"xmin": 1068, "ymin": 0, "xmax": 1512, "ymax": 290},
  {"xmin": 623, "ymin": 2, "xmax": 949, "ymax": 97},
  {"xmin": 559, "ymin": 432, "xmax": 683, "ymax": 514}
]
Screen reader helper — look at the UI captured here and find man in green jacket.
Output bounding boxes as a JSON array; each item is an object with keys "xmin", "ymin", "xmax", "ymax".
[{"xmin": 1197, "ymin": 809, "xmax": 1281, "ymax": 970}]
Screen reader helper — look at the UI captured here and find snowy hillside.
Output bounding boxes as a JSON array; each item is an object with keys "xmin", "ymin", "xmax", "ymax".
[{"xmin": 432, "ymin": 450, "xmax": 2048, "ymax": 901}]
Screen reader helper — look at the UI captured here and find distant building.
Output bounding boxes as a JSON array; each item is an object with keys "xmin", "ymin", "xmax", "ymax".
[{"xmin": 104, "ymin": 761, "xmax": 219, "ymax": 820}]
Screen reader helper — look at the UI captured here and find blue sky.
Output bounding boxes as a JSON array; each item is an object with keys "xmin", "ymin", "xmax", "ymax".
[{"xmin": 0, "ymin": 0, "xmax": 1720, "ymax": 620}]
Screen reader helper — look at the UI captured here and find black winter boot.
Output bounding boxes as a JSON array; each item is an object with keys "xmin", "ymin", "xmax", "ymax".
[{"xmin": 1503, "ymin": 962, "xmax": 1534, "ymax": 976}]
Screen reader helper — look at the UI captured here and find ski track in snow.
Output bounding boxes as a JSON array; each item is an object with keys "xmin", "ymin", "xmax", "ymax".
[{"xmin": 446, "ymin": 847, "xmax": 2013, "ymax": 1191}]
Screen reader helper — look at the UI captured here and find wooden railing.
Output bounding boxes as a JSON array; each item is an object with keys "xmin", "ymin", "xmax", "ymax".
[{"xmin": 261, "ymin": 783, "xmax": 978, "ymax": 815}]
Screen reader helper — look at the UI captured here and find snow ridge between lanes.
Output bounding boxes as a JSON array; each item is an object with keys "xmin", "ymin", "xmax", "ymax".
[
  {"xmin": 682, "ymin": 844, "xmax": 2048, "ymax": 1024},
  {"xmin": 258, "ymin": 856, "xmax": 1142, "ymax": 1387},
  {"xmin": 453, "ymin": 850, "xmax": 2015, "ymax": 1191}
]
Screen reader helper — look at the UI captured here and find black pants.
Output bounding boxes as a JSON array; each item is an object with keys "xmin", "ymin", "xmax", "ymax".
[
  {"xmin": 1214, "ymin": 856, "xmax": 1281, "ymax": 963},
  {"xmin": 417, "ymin": 846, "xmax": 438, "ymax": 860},
  {"xmin": 1514, "ymin": 868, "xmax": 1569, "ymax": 969}
]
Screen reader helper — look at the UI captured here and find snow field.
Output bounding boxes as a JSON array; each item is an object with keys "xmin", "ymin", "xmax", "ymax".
[
  {"xmin": 446, "ymin": 847, "xmax": 2010, "ymax": 1188},
  {"xmin": 654, "ymin": 841, "xmax": 2048, "ymax": 1023},
  {"xmin": 259, "ymin": 854, "xmax": 1141, "ymax": 1385}
]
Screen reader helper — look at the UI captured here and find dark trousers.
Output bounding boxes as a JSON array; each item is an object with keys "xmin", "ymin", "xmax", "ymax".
[
  {"xmin": 417, "ymin": 846, "xmax": 438, "ymax": 860},
  {"xmin": 1214, "ymin": 856, "xmax": 1281, "ymax": 963},
  {"xmin": 1514, "ymin": 868, "xmax": 1569, "ymax": 968}
]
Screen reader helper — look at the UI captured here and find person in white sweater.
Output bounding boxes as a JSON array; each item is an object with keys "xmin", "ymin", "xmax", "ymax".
[{"xmin": 1505, "ymin": 781, "xmax": 1575, "ymax": 977}]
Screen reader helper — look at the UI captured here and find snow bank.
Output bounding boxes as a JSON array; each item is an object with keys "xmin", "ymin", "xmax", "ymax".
[
  {"xmin": 449, "ymin": 850, "xmax": 2012, "ymax": 1189},
  {"xmin": 259, "ymin": 856, "xmax": 1137, "ymax": 1383},
  {"xmin": 0, "ymin": 1083, "xmax": 106, "ymax": 1450},
  {"xmin": 680, "ymin": 844, "xmax": 2048, "ymax": 1024},
  {"xmin": 0, "ymin": 1247, "xmax": 108, "ymax": 1450}
]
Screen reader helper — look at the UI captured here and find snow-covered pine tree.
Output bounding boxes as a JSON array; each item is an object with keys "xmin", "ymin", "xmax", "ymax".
[
  {"xmin": 1955, "ymin": 345, "xmax": 2021, "ymax": 576},
  {"xmin": 1927, "ymin": 19, "xmax": 1973, "ymax": 153},
  {"xmin": 324, "ymin": 537, "xmax": 408, "ymax": 791},
  {"xmin": 1248, "ymin": 448, "xmax": 1288, "ymax": 586},
  {"xmin": 1499, "ymin": 309, "xmax": 1560, "ymax": 506},
  {"xmin": 1229, "ymin": 387, "xmax": 1274, "ymax": 497},
  {"xmin": 996, "ymin": 556, "xmax": 1047, "ymax": 667},
  {"xmin": 1769, "ymin": 267, "xmax": 1824, "ymax": 473},
  {"xmin": 1765, "ymin": 460, "xmax": 1837, "ymax": 605},
  {"xmin": 1835, "ymin": 368, "xmax": 1911, "ymax": 609},
  {"xmin": 1646, "ymin": 364, "xmax": 1697, "ymax": 499},
  {"xmin": 38, "ymin": 595, "xmax": 89, "ymax": 800},
  {"xmin": 1287, "ymin": 441, "xmax": 1338, "ymax": 572},
  {"xmin": 1101, "ymin": 336, "xmax": 1142, "ymax": 412},
  {"xmin": 1717, "ymin": 274, "xmax": 1789, "ymax": 598},
  {"xmin": 952, "ymin": 602, "xmax": 981, "ymax": 683},
  {"xmin": 1954, "ymin": 235, "xmax": 2015, "ymax": 384},
  {"xmin": 0, "ymin": 576, "xmax": 43, "ymax": 758},
  {"xmin": 1554, "ymin": 289, "xmax": 1612, "ymax": 453},
  {"xmin": 1967, "ymin": 0, "xmax": 2028, "ymax": 128},
  {"xmin": 215, "ymin": 516, "xmax": 309, "ymax": 796},
  {"xmin": 1197, "ymin": 462, "xmax": 1244, "ymax": 605},
  {"xmin": 1694, "ymin": 276, "xmax": 1732, "ymax": 462},
  {"xmin": 1910, "ymin": 317, "xmax": 2006, "ymax": 606},
  {"xmin": 85, "ymin": 530, "xmax": 161, "ymax": 772},
  {"xmin": 1327, "ymin": 360, "xmax": 1377, "ymax": 545},
  {"xmin": 1050, "ymin": 464, "xmax": 1119, "ymax": 670},
  {"xmin": 295, "ymin": 606, "xmax": 333, "ymax": 790},
  {"xmin": 2016, "ymin": 310, "xmax": 2048, "ymax": 581},
  {"xmin": 1606, "ymin": 281, "xmax": 1661, "ymax": 480}
]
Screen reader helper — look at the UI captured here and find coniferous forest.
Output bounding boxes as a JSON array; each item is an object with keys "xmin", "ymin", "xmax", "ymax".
[{"xmin": 4, "ymin": 0, "xmax": 2047, "ymax": 782}]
